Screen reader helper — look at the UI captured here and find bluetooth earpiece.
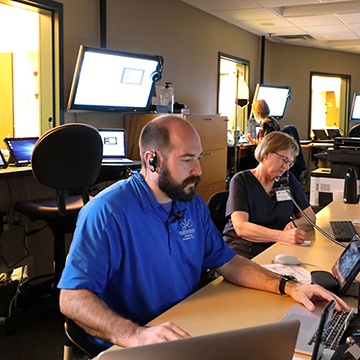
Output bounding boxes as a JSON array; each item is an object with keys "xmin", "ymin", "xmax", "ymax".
[{"xmin": 148, "ymin": 150, "xmax": 158, "ymax": 172}]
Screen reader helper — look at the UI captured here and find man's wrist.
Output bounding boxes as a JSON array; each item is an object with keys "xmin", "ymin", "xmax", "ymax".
[{"xmin": 279, "ymin": 275, "xmax": 297, "ymax": 296}]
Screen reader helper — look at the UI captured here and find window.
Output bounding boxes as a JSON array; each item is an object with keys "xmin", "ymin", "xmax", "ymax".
[
  {"xmin": 0, "ymin": 0, "xmax": 63, "ymax": 144},
  {"xmin": 309, "ymin": 72, "xmax": 350, "ymax": 138}
]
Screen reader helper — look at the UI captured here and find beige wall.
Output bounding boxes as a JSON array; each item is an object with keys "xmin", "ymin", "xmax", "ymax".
[
  {"xmin": 264, "ymin": 41, "xmax": 360, "ymax": 138},
  {"xmin": 61, "ymin": 0, "xmax": 261, "ymax": 127},
  {"xmin": 60, "ymin": 0, "xmax": 360, "ymax": 139}
]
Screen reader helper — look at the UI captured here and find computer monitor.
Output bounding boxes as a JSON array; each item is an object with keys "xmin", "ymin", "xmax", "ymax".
[
  {"xmin": 67, "ymin": 45, "xmax": 163, "ymax": 112},
  {"xmin": 350, "ymin": 93, "xmax": 360, "ymax": 121},
  {"xmin": 252, "ymin": 84, "xmax": 291, "ymax": 119}
]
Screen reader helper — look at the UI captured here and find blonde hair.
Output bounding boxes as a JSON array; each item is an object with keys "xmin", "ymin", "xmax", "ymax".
[
  {"xmin": 252, "ymin": 99, "xmax": 270, "ymax": 120},
  {"xmin": 255, "ymin": 131, "xmax": 299, "ymax": 162}
]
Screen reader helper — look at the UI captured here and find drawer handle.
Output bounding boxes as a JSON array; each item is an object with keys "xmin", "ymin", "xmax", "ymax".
[
  {"xmin": 201, "ymin": 187, "xmax": 212, "ymax": 192},
  {"xmin": 204, "ymin": 118, "xmax": 213, "ymax": 121},
  {"xmin": 203, "ymin": 152, "xmax": 213, "ymax": 156}
]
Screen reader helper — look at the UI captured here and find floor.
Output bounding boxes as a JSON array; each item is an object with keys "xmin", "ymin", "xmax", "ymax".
[{"xmin": 0, "ymin": 304, "xmax": 65, "ymax": 360}]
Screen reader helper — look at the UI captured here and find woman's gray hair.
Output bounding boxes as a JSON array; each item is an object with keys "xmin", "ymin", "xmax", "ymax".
[{"xmin": 255, "ymin": 131, "xmax": 299, "ymax": 162}]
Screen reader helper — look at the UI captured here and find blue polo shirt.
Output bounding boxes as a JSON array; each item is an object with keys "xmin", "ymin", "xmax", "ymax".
[{"xmin": 58, "ymin": 172, "xmax": 235, "ymax": 333}]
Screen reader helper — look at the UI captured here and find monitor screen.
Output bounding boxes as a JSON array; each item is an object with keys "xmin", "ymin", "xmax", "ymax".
[
  {"xmin": 350, "ymin": 94, "xmax": 360, "ymax": 121},
  {"xmin": 67, "ymin": 45, "xmax": 163, "ymax": 112},
  {"xmin": 252, "ymin": 84, "xmax": 291, "ymax": 119}
]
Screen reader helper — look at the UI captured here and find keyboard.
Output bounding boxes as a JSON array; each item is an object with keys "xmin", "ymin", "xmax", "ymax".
[
  {"xmin": 309, "ymin": 309, "xmax": 355, "ymax": 350},
  {"xmin": 329, "ymin": 221, "xmax": 358, "ymax": 242}
]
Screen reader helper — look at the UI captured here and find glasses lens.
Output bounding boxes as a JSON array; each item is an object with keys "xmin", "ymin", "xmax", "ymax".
[{"xmin": 275, "ymin": 152, "xmax": 294, "ymax": 167}]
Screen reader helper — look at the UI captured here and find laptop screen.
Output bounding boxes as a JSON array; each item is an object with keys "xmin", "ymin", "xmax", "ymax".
[
  {"xmin": 4, "ymin": 137, "xmax": 38, "ymax": 164},
  {"xmin": 98, "ymin": 129, "xmax": 126, "ymax": 158}
]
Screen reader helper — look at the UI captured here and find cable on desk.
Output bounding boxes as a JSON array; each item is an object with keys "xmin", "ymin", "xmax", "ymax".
[{"xmin": 285, "ymin": 189, "xmax": 347, "ymax": 248}]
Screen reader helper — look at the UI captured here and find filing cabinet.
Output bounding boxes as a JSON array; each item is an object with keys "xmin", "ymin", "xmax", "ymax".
[{"xmin": 125, "ymin": 114, "xmax": 228, "ymax": 203}]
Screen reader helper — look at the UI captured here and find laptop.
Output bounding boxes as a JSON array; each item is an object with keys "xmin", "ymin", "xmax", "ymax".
[
  {"xmin": 97, "ymin": 320, "xmax": 300, "ymax": 360},
  {"xmin": 3, "ymin": 137, "xmax": 38, "ymax": 166},
  {"xmin": 98, "ymin": 128, "xmax": 133, "ymax": 165},
  {"xmin": 327, "ymin": 128, "xmax": 340, "ymax": 139},
  {"xmin": 312, "ymin": 129, "xmax": 330, "ymax": 141},
  {"xmin": 0, "ymin": 150, "xmax": 7, "ymax": 169},
  {"xmin": 281, "ymin": 237, "xmax": 360, "ymax": 357}
]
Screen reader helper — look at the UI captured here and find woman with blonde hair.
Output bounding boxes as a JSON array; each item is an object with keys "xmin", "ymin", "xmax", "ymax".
[
  {"xmin": 223, "ymin": 131, "xmax": 315, "ymax": 259},
  {"xmin": 246, "ymin": 99, "xmax": 280, "ymax": 145}
]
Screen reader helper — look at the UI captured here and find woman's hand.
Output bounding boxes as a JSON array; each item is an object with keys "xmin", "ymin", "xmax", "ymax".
[{"xmin": 281, "ymin": 226, "xmax": 306, "ymax": 244}]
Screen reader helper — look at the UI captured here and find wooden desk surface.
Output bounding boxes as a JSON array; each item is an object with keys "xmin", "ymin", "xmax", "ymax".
[{"xmin": 98, "ymin": 201, "xmax": 360, "ymax": 359}]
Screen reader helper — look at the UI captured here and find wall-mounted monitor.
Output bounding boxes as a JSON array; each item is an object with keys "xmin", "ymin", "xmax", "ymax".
[
  {"xmin": 252, "ymin": 84, "xmax": 291, "ymax": 119},
  {"xmin": 350, "ymin": 93, "xmax": 360, "ymax": 121},
  {"xmin": 67, "ymin": 45, "xmax": 163, "ymax": 112}
]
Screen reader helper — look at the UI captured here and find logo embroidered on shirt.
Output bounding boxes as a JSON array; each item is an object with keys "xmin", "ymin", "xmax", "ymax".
[{"xmin": 179, "ymin": 217, "xmax": 195, "ymax": 241}]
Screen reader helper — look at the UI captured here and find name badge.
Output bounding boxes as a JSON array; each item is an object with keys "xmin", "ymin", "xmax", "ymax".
[{"xmin": 275, "ymin": 187, "xmax": 291, "ymax": 202}]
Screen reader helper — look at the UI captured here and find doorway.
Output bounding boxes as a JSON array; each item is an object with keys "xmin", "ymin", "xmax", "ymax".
[
  {"xmin": 0, "ymin": 0, "xmax": 63, "ymax": 146},
  {"xmin": 309, "ymin": 73, "xmax": 350, "ymax": 138}
]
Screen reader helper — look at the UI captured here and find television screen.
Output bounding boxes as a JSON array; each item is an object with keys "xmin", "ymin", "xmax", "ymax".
[
  {"xmin": 67, "ymin": 45, "xmax": 163, "ymax": 112},
  {"xmin": 350, "ymin": 94, "xmax": 360, "ymax": 121},
  {"xmin": 252, "ymin": 84, "xmax": 291, "ymax": 119}
]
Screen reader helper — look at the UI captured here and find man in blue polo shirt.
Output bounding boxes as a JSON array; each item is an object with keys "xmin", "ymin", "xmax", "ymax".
[{"xmin": 59, "ymin": 115, "xmax": 348, "ymax": 350}]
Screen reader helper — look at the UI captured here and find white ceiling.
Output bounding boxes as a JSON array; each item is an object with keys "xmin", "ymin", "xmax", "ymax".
[{"xmin": 180, "ymin": 0, "xmax": 360, "ymax": 54}]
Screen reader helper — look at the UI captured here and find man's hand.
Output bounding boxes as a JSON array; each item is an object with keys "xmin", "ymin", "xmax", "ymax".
[
  {"xmin": 285, "ymin": 281, "xmax": 350, "ymax": 312},
  {"xmin": 127, "ymin": 322, "xmax": 191, "ymax": 347}
]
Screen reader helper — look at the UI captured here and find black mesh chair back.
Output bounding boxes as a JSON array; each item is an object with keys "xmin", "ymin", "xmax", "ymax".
[
  {"xmin": 281, "ymin": 125, "xmax": 307, "ymax": 181},
  {"xmin": 207, "ymin": 190, "xmax": 229, "ymax": 233}
]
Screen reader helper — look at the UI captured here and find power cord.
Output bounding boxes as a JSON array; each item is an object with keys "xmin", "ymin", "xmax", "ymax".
[{"xmin": 0, "ymin": 224, "xmax": 48, "ymax": 269}]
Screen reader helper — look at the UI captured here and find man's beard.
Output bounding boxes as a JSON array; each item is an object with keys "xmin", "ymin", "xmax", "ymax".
[{"xmin": 158, "ymin": 163, "xmax": 201, "ymax": 202}]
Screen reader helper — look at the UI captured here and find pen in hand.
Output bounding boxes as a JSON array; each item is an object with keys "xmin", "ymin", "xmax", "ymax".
[{"xmin": 290, "ymin": 216, "xmax": 298, "ymax": 228}]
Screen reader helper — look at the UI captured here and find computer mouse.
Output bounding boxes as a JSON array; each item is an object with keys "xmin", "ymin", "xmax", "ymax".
[{"xmin": 274, "ymin": 254, "xmax": 301, "ymax": 265}]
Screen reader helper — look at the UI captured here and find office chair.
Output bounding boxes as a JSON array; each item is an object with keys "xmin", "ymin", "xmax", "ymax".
[
  {"xmin": 281, "ymin": 125, "xmax": 307, "ymax": 181},
  {"xmin": 198, "ymin": 190, "xmax": 230, "ymax": 289},
  {"xmin": 64, "ymin": 317, "xmax": 107, "ymax": 360},
  {"xmin": 348, "ymin": 124, "xmax": 360, "ymax": 137},
  {"xmin": 13, "ymin": 123, "xmax": 103, "ymax": 296},
  {"xmin": 207, "ymin": 190, "xmax": 229, "ymax": 233}
]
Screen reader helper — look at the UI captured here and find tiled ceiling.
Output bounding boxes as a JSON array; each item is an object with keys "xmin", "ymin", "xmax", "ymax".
[{"xmin": 180, "ymin": 0, "xmax": 360, "ymax": 54}]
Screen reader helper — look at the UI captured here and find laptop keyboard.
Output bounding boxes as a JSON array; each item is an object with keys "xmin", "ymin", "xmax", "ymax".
[
  {"xmin": 309, "ymin": 309, "xmax": 355, "ymax": 350},
  {"xmin": 329, "ymin": 221, "xmax": 358, "ymax": 242}
]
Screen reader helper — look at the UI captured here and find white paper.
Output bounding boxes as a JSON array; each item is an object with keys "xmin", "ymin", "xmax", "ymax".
[{"xmin": 262, "ymin": 264, "xmax": 312, "ymax": 284}]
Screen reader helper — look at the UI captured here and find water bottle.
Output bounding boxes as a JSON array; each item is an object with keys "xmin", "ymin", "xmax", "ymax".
[{"xmin": 164, "ymin": 82, "xmax": 174, "ymax": 113}]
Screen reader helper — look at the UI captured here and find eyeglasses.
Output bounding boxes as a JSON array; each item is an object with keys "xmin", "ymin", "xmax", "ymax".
[{"xmin": 273, "ymin": 152, "xmax": 295, "ymax": 168}]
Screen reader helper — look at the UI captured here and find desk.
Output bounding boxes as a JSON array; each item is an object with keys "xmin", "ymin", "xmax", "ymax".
[
  {"xmin": 0, "ymin": 161, "xmax": 142, "ymax": 181},
  {"xmin": 98, "ymin": 201, "xmax": 360, "ymax": 359}
]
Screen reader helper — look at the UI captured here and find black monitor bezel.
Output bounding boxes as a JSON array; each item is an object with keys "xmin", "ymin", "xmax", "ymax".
[
  {"xmin": 350, "ymin": 93, "xmax": 360, "ymax": 121},
  {"xmin": 67, "ymin": 45, "xmax": 163, "ymax": 113},
  {"xmin": 252, "ymin": 84, "xmax": 291, "ymax": 120}
]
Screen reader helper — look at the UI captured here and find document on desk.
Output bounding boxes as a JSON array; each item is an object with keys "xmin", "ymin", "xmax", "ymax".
[
  {"xmin": 262, "ymin": 264, "xmax": 311, "ymax": 284},
  {"xmin": 279, "ymin": 241, "xmax": 311, "ymax": 246}
]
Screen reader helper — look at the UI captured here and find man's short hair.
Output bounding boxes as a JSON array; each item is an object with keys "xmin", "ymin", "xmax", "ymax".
[
  {"xmin": 139, "ymin": 119, "xmax": 171, "ymax": 166},
  {"xmin": 255, "ymin": 131, "xmax": 299, "ymax": 162}
]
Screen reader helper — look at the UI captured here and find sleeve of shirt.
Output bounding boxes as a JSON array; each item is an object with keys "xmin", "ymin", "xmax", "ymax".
[
  {"xmin": 57, "ymin": 198, "xmax": 117, "ymax": 294},
  {"xmin": 225, "ymin": 172, "xmax": 250, "ymax": 217},
  {"xmin": 198, "ymin": 197, "xmax": 235, "ymax": 270}
]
